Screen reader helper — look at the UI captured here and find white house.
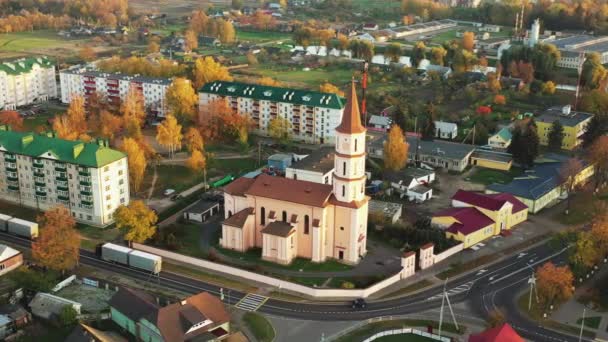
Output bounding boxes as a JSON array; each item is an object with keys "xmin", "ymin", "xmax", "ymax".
[
  {"xmin": 435, "ymin": 121, "xmax": 458, "ymax": 139},
  {"xmin": 386, "ymin": 168, "xmax": 435, "ymax": 202},
  {"xmin": 368, "ymin": 115, "xmax": 392, "ymax": 131},
  {"xmin": 285, "ymin": 147, "xmax": 334, "ymax": 185},
  {"xmin": 488, "ymin": 127, "xmax": 512, "ymax": 149}
]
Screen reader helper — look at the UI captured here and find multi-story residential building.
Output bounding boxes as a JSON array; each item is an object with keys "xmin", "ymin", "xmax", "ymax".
[
  {"xmin": 0, "ymin": 127, "xmax": 129, "ymax": 227},
  {"xmin": 536, "ymin": 105, "xmax": 593, "ymax": 150},
  {"xmin": 199, "ymin": 81, "xmax": 346, "ymax": 145},
  {"xmin": 0, "ymin": 57, "xmax": 57, "ymax": 110},
  {"xmin": 59, "ymin": 66, "xmax": 174, "ymax": 117}
]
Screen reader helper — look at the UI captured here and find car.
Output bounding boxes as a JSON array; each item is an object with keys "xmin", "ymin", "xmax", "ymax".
[
  {"xmin": 163, "ymin": 189, "xmax": 176, "ymax": 196},
  {"xmin": 351, "ymin": 298, "xmax": 366, "ymax": 309}
]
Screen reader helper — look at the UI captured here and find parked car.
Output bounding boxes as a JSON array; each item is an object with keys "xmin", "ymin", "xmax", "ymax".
[
  {"xmin": 163, "ymin": 189, "xmax": 176, "ymax": 196},
  {"xmin": 351, "ymin": 298, "xmax": 367, "ymax": 309}
]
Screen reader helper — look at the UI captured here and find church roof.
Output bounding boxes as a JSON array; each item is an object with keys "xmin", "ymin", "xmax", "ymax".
[
  {"xmin": 245, "ymin": 174, "xmax": 333, "ymax": 207},
  {"xmin": 261, "ymin": 221, "xmax": 295, "ymax": 237},
  {"xmin": 335, "ymin": 80, "xmax": 366, "ymax": 134}
]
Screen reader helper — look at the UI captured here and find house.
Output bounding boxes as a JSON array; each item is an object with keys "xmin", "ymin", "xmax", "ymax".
[
  {"xmin": 405, "ymin": 137, "xmax": 474, "ymax": 172},
  {"xmin": 268, "ymin": 3, "xmax": 282, "ymax": 11},
  {"xmin": 0, "ymin": 244, "xmax": 22, "ymax": 276},
  {"xmin": 353, "ymin": 33, "xmax": 376, "ymax": 43},
  {"xmin": 423, "ymin": 64, "xmax": 452, "ymax": 79},
  {"xmin": 221, "ymin": 81, "xmax": 369, "ymax": 265},
  {"xmin": 285, "ymin": 147, "xmax": 334, "ymax": 185},
  {"xmin": 268, "ymin": 153, "xmax": 293, "ymax": 172},
  {"xmin": 488, "ymin": 127, "xmax": 512, "ymax": 149},
  {"xmin": 369, "ymin": 200, "xmax": 402, "ymax": 224},
  {"xmin": 470, "ymin": 149, "xmax": 513, "ymax": 171},
  {"xmin": 109, "ymin": 287, "xmax": 230, "ymax": 342},
  {"xmin": 432, "ymin": 190, "xmax": 528, "ymax": 248},
  {"xmin": 479, "ymin": 25, "xmax": 500, "ymax": 33},
  {"xmin": 469, "ymin": 323, "xmax": 524, "ymax": 342},
  {"xmin": 536, "ymin": 105, "xmax": 593, "ymax": 150},
  {"xmin": 434, "ymin": 121, "xmax": 458, "ymax": 139},
  {"xmin": 29, "ymin": 293, "xmax": 82, "ymax": 320},
  {"xmin": 363, "ymin": 23, "xmax": 379, "ymax": 31},
  {"xmin": 199, "ymin": 36, "xmax": 221, "ymax": 47},
  {"xmin": 372, "ymin": 30, "xmax": 393, "ymax": 42},
  {"xmin": 368, "ymin": 115, "xmax": 392, "ymax": 131},
  {"xmin": 184, "ymin": 200, "xmax": 220, "ymax": 223},
  {"xmin": 385, "ymin": 168, "xmax": 435, "ymax": 202},
  {"xmin": 65, "ymin": 323, "xmax": 128, "ymax": 342},
  {"xmin": 0, "ymin": 304, "xmax": 31, "ymax": 330},
  {"xmin": 487, "ymin": 154, "xmax": 594, "ymax": 213}
]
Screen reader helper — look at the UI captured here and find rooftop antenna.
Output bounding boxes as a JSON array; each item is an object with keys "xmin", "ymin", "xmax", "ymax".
[{"xmin": 438, "ymin": 278, "xmax": 459, "ymax": 338}]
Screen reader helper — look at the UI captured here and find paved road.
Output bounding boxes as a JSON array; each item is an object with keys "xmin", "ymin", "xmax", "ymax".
[{"xmin": 1, "ymin": 232, "xmax": 592, "ymax": 341}]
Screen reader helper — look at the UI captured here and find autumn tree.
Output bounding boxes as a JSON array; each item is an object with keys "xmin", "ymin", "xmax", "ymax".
[
  {"xmin": 493, "ymin": 94, "xmax": 506, "ymax": 106},
  {"xmin": 591, "ymin": 211, "xmax": 608, "ymax": 256},
  {"xmin": 97, "ymin": 110, "xmax": 123, "ymax": 141},
  {"xmin": 462, "ymin": 31, "xmax": 475, "ymax": 51},
  {"xmin": 121, "ymin": 137, "xmax": 147, "ymax": 193},
  {"xmin": 79, "ymin": 46, "xmax": 96, "ymax": 62},
  {"xmin": 411, "ymin": 41, "xmax": 427, "ymax": 68},
  {"xmin": 487, "ymin": 309, "xmax": 506, "ymax": 328},
  {"xmin": 384, "ymin": 125, "xmax": 409, "ymax": 171},
  {"xmin": 114, "ymin": 200, "xmax": 157, "ymax": 243},
  {"xmin": 430, "ymin": 46, "xmax": 447, "ymax": 66},
  {"xmin": 189, "ymin": 10, "xmax": 209, "ymax": 34},
  {"xmin": 121, "ymin": 86, "xmax": 146, "ymax": 138},
  {"xmin": 0, "ymin": 110, "xmax": 23, "ymax": 131},
  {"xmin": 184, "ymin": 30, "xmax": 198, "ymax": 53},
  {"xmin": 184, "ymin": 127, "xmax": 204, "ymax": 153},
  {"xmin": 148, "ymin": 40, "xmax": 160, "ymax": 54},
  {"xmin": 487, "ymin": 72, "xmax": 501, "ymax": 92},
  {"xmin": 582, "ymin": 52, "xmax": 607, "ymax": 89},
  {"xmin": 187, "ymin": 149, "xmax": 207, "ymax": 172},
  {"xmin": 558, "ymin": 158, "xmax": 583, "ymax": 215},
  {"xmin": 32, "ymin": 206, "xmax": 80, "ymax": 272},
  {"xmin": 251, "ymin": 11, "xmax": 278, "ymax": 31},
  {"xmin": 588, "ymin": 136, "xmax": 608, "ymax": 190},
  {"xmin": 268, "ymin": 117, "xmax": 292, "ymax": 143},
  {"xmin": 319, "ymin": 83, "xmax": 345, "ymax": 97},
  {"xmin": 571, "ymin": 231, "xmax": 600, "ymax": 269},
  {"xmin": 218, "ymin": 19, "xmax": 236, "ymax": 44},
  {"xmin": 156, "ymin": 115, "xmax": 183, "ymax": 158},
  {"xmin": 257, "ymin": 77, "xmax": 282, "ymax": 87},
  {"xmin": 384, "ymin": 43, "xmax": 402, "ymax": 63},
  {"xmin": 165, "ymin": 78, "xmax": 198, "ymax": 123},
  {"xmin": 193, "ymin": 56, "xmax": 233, "ymax": 89},
  {"xmin": 53, "ymin": 95, "xmax": 87, "ymax": 141},
  {"xmin": 198, "ymin": 100, "xmax": 251, "ymax": 144},
  {"xmin": 547, "ymin": 120, "xmax": 564, "ymax": 151},
  {"xmin": 542, "ymin": 81, "xmax": 556, "ymax": 94},
  {"xmin": 536, "ymin": 262, "xmax": 574, "ymax": 307}
]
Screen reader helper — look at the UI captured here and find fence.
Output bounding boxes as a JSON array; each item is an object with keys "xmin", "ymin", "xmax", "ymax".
[
  {"xmin": 325, "ymin": 315, "xmax": 456, "ymax": 341},
  {"xmin": 51, "ymin": 275, "xmax": 77, "ymax": 293},
  {"xmin": 433, "ymin": 243, "xmax": 464, "ymax": 264},
  {"xmin": 363, "ymin": 328, "xmax": 451, "ymax": 342},
  {"xmin": 132, "ymin": 243, "xmax": 414, "ymax": 299}
]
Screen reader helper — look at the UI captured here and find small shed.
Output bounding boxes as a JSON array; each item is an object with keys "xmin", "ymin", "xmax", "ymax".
[
  {"xmin": 369, "ymin": 115, "xmax": 392, "ymax": 131},
  {"xmin": 184, "ymin": 200, "xmax": 221, "ymax": 223},
  {"xmin": 369, "ymin": 200, "xmax": 403, "ymax": 224},
  {"xmin": 268, "ymin": 154, "xmax": 293, "ymax": 172}
]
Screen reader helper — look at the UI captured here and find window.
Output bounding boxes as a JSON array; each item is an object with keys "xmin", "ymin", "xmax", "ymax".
[
  {"xmin": 355, "ymin": 138, "xmax": 358, "ymax": 152},
  {"xmin": 340, "ymin": 226, "xmax": 344, "ymax": 231},
  {"xmin": 261, "ymin": 207, "xmax": 266, "ymax": 225},
  {"xmin": 304, "ymin": 215, "xmax": 310, "ymax": 235},
  {"xmin": 343, "ymin": 162, "xmax": 346, "ymax": 176},
  {"xmin": 282, "ymin": 210, "xmax": 287, "ymax": 222},
  {"xmin": 342, "ymin": 185, "xmax": 345, "ymax": 197},
  {"xmin": 87, "ymin": 215, "xmax": 92, "ymax": 220}
]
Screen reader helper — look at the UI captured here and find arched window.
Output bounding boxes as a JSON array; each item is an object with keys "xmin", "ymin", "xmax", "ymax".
[
  {"xmin": 355, "ymin": 138, "xmax": 358, "ymax": 152},
  {"xmin": 342, "ymin": 185, "xmax": 345, "ymax": 197},
  {"xmin": 228, "ymin": 210, "xmax": 233, "ymax": 217},
  {"xmin": 343, "ymin": 162, "xmax": 346, "ymax": 176},
  {"xmin": 261, "ymin": 207, "xmax": 266, "ymax": 225},
  {"xmin": 282, "ymin": 210, "xmax": 287, "ymax": 222},
  {"xmin": 304, "ymin": 215, "xmax": 310, "ymax": 235}
]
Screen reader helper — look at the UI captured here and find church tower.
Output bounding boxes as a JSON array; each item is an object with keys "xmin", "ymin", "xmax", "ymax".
[{"xmin": 333, "ymin": 79, "xmax": 367, "ymax": 204}]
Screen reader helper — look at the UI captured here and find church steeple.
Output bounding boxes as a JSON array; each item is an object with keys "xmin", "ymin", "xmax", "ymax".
[{"xmin": 335, "ymin": 79, "xmax": 366, "ymax": 135}]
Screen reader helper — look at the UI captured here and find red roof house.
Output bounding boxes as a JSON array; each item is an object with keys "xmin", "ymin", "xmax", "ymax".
[{"xmin": 469, "ymin": 323, "xmax": 524, "ymax": 342}]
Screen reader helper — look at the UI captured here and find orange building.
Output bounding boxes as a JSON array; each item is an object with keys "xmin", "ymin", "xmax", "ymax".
[{"xmin": 221, "ymin": 81, "xmax": 369, "ymax": 265}]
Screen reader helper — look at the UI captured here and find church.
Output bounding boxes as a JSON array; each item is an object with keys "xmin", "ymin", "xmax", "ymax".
[{"xmin": 220, "ymin": 80, "xmax": 369, "ymax": 265}]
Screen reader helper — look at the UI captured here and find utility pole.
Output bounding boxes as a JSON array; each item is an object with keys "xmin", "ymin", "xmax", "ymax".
[
  {"xmin": 362, "ymin": 62, "xmax": 369, "ymax": 127},
  {"xmin": 471, "ymin": 124, "xmax": 476, "ymax": 146},
  {"xmin": 258, "ymin": 141, "xmax": 262, "ymax": 167},
  {"xmin": 574, "ymin": 51, "xmax": 585, "ymax": 110},
  {"xmin": 579, "ymin": 308, "xmax": 586, "ymax": 342},
  {"xmin": 438, "ymin": 279, "xmax": 459, "ymax": 337},
  {"xmin": 528, "ymin": 271, "xmax": 539, "ymax": 310}
]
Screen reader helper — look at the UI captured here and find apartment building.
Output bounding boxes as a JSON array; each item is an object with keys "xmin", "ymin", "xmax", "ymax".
[
  {"xmin": 0, "ymin": 127, "xmax": 130, "ymax": 227},
  {"xmin": 0, "ymin": 57, "xmax": 57, "ymax": 110},
  {"xmin": 60, "ymin": 66, "xmax": 174, "ymax": 117},
  {"xmin": 199, "ymin": 81, "xmax": 345, "ymax": 145}
]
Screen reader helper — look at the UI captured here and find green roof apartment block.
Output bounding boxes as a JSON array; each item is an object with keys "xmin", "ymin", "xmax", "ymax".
[
  {"xmin": 199, "ymin": 81, "xmax": 346, "ymax": 145},
  {"xmin": 0, "ymin": 57, "xmax": 57, "ymax": 110},
  {"xmin": 0, "ymin": 128, "xmax": 130, "ymax": 227}
]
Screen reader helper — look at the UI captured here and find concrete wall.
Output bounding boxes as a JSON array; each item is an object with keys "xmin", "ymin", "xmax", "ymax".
[{"xmin": 133, "ymin": 243, "xmax": 415, "ymax": 299}]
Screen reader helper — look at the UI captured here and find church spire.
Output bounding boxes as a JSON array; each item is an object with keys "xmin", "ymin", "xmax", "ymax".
[{"xmin": 335, "ymin": 79, "xmax": 366, "ymax": 135}]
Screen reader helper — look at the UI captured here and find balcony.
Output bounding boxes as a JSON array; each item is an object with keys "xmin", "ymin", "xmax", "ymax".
[
  {"xmin": 78, "ymin": 170, "xmax": 89, "ymax": 176},
  {"xmin": 57, "ymin": 185, "xmax": 68, "ymax": 191},
  {"xmin": 80, "ymin": 190, "xmax": 92, "ymax": 196},
  {"xmin": 81, "ymin": 200, "xmax": 93, "ymax": 206},
  {"xmin": 55, "ymin": 165, "xmax": 67, "ymax": 172},
  {"xmin": 79, "ymin": 179, "xmax": 91, "ymax": 186},
  {"xmin": 58, "ymin": 195, "xmax": 69, "ymax": 201},
  {"xmin": 7, "ymin": 185, "xmax": 19, "ymax": 191},
  {"xmin": 35, "ymin": 190, "xmax": 47, "ymax": 197},
  {"xmin": 33, "ymin": 160, "xmax": 44, "ymax": 168},
  {"xmin": 35, "ymin": 181, "xmax": 46, "ymax": 187},
  {"xmin": 4, "ymin": 154, "xmax": 16, "ymax": 162},
  {"xmin": 5, "ymin": 165, "xmax": 17, "ymax": 172},
  {"xmin": 33, "ymin": 171, "xmax": 44, "ymax": 178},
  {"xmin": 7, "ymin": 175, "xmax": 18, "ymax": 181}
]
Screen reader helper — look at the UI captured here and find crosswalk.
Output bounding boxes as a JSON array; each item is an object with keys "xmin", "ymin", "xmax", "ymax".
[
  {"xmin": 427, "ymin": 281, "xmax": 474, "ymax": 301},
  {"xmin": 235, "ymin": 293, "xmax": 269, "ymax": 312}
]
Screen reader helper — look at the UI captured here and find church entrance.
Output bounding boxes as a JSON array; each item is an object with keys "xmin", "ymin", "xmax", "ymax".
[{"xmin": 338, "ymin": 251, "xmax": 344, "ymax": 260}]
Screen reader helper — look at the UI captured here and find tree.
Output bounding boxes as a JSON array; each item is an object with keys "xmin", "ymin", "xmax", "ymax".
[
  {"xmin": 79, "ymin": 46, "xmax": 96, "ymax": 62},
  {"xmin": 32, "ymin": 206, "xmax": 80, "ymax": 272},
  {"xmin": 156, "ymin": 115, "xmax": 183, "ymax": 158},
  {"xmin": 257, "ymin": 77, "xmax": 282, "ymax": 87},
  {"xmin": 187, "ymin": 149, "xmax": 207, "ymax": 172},
  {"xmin": 121, "ymin": 137, "xmax": 147, "ymax": 192},
  {"xmin": 430, "ymin": 46, "xmax": 447, "ymax": 66},
  {"xmin": 231, "ymin": 0, "xmax": 243, "ymax": 9},
  {"xmin": 184, "ymin": 30, "xmax": 198, "ymax": 52},
  {"xmin": 189, "ymin": 10, "xmax": 209, "ymax": 34},
  {"xmin": 0, "ymin": 110, "xmax": 23, "ymax": 131},
  {"xmin": 184, "ymin": 127, "xmax": 204, "ymax": 153},
  {"xmin": 487, "ymin": 309, "xmax": 506, "ymax": 328},
  {"xmin": 581, "ymin": 52, "xmax": 607, "ymax": 89},
  {"xmin": 319, "ymin": 83, "xmax": 345, "ymax": 97},
  {"xmin": 193, "ymin": 56, "xmax": 233, "ymax": 88},
  {"xmin": 268, "ymin": 117, "xmax": 292, "ymax": 143},
  {"xmin": 148, "ymin": 40, "xmax": 160, "ymax": 54},
  {"xmin": 421, "ymin": 103, "xmax": 436, "ymax": 140},
  {"xmin": 558, "ymin": 158, "xmax": 583, "ymax": 215},
  {"xmin": 588, "ymin": 136, "xmax": 608, "ymax": 190},
  {"xmin": 97, "ymin": 110, "xmax": 122, "ymax": 141},
  {"xmin": 53, "ymin": 95, "xmax": 87, "ymax": 140},
  {"xmin": 507, "ymin": 119, "xmax": 539, "ymax": 168},
  {"xmin": 571, "ymin": 231, "xmax": 600, "ymax": 269},
  {"xmin": 384, "ymin": 43, "xmax": 402, "ymax": 63},
  {"xmin": 165, "ymin": 78, "xmax": 198, "ymax": 123},
  {"xmin": 251, "ymin": 11, "xmax": 278, "ymax": 31},
  {"xmin": 383, "ymin": 125, "xmax": 409, "ymax": 171},
  {"xmin": 198, "ymin": 100, "xmax": 251, "ymax": 144},
  {"xmin": 486, "ymin": 72, "xmax": 501, "ymax": 92},
  {"xmin": 547, "ymin": 120, "xmax": 564, "ymax": 151},
  {"xmin": 591, "ymin": 211, "xmax": 608, "ymax": 256},
  {"xmin": 218, "ymin": 19, "xmax": 236, "ymax": 44},
  {"xmin": 114, "ymin": 200, "xmax": 157, "ymax": 243},
  {"xmin": 462, "ymin": 31, "xmax": 475, "ymax": 51},
  {"xmin": 493, "ymin": 94, "xmax": 506, "ymax": 105},
  {"xmin": 121, "ymin": 86, "xmax": 146, "ymax": 138},
  {"xmin": 59, "ymin": 306, "xmax": 78, "ymax": 327},
  {"xmin": 542, "ymin": 81, "xmax": 556, "ymax": 94},
  {"xmin": 411, "ymin": 41, "xmax": 427, "ymax": 68},
  {"xmin": 536, "ymin": 262, "xmax": 574, "ymax": 307}
]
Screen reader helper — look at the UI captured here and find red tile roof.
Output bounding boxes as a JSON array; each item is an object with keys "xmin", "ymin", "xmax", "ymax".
[
  {"xmin": 222, "ymin": 207, "xmax": 254, "ymax": 228},
  {"xmin": 245, "ymin": 174, "xmax": 333, "ymax": 207},
  {"xmin": 469, "ymin": 323, "xmax": 524, "ymax": 342},
  {"xmin": 452, "ymin": 190, "xmax": 506, "ymax": 211},
  {"xmin": 435, "ymin": 207, "xmax": 495, "ymax": 236},
  {"xmin": 487, "ymin": 193, "xmax": 528, "ymax": 213},
  {"xmin": 335, "ymin": 80, "xmax": 366, "ymax": 134},
  {"xmin": 224, "ymin": 177, "xmax": 255, "ymax": 196}
]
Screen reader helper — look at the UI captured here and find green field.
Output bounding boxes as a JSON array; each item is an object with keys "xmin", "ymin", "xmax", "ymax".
[
  {"xmin": 236, "ymin": 30, "xmax": 292, "ymax": 43},
  {"xmin": 0, "ymin": 30, "xmax": 88, "ymax": 57},
  {"xmin": 375, "ymin": 334, "xmax": 436, "ymax": 341},
  {"xmin": 243, "ymin": 312, "xmax": 275, "ymax": 342},
  {"xmin": 240, "ymin": 64, "xmax": 354, "ymax": 88},
  {"xmin": 428, "ymin": 25, "xmax": 513, "ymax": 45}
]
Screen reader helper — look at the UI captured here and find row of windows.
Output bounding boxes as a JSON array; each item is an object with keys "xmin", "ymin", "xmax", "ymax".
[{"xmin": 259, "ymin": 207, "xmax": 311, "ymax": 235}]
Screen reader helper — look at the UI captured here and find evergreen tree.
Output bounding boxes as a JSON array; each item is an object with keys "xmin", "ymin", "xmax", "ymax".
[
  {"xmin": 508, "ymin": 119, "xmax": 539, "ymax": 168},
  {"xmin": 582, "ymin": 115, "xmax": 608, "ymax": 148},
  {"xmin": 547, "ymin": 120, "xmax": 564, "ymax": 151},
  {"xmin": 420, "ymin": 103, "xmax": 436, "ymax": 141}
]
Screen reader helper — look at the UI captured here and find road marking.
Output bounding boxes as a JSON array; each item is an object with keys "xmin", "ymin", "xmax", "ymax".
[
  {"xmin": 426, "ymin": 281, "xmax": 474, "ymax": 301},
  {"xmin": 517, "ymin": 252, "xmax": 527, "ymax": 258},
  {"xmin": 235, "ymin": 293, "xmax": 269, "ymax": 312},
  {"xmin": 489, "ymin": 246, "xmax": 569, "ymax": 285},
  {"xmin": 476, "ymin": 269, "xmax": 487, "ymax": 276}
]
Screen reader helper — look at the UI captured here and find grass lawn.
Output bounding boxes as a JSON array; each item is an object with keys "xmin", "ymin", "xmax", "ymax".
[
  {"xmin": 0, "ymin": 200, "xmax": 40, "ymax": 221},
  {"xmin": 335, "ymin": 319, "xmax": 464, "ymax": 342},
  {"xmin": 375, "ymin": 334, "xmax": 436, "ymax": 341},
  {"xmin": 578, "ymin": 316, "xmax": 602, "ymax": 330},
  {"xmin": 552, "ymin": 192, "xmax": 598, "ymax": 226},
  {"xmin": 236, "ymin": 30, "xmax": 292, "ymax": 43},
  {"xmin": 77, "ymin": 224, "xmax": 122, "ymax": 251},
  {"xmin": 243, "ymin": 312, "xmax": 275, "ymax": 342},
  {"xmin": 164, "ymin": 223, "xmax": 207, "ymax": 258},
  {"xmin": 208, "ymin": 157, "xmax": 259, "ymax": 177},
  {"xmin": 239, "ymin": 63, "xmax": 355, "ymax": 88},
  {"xmin": 151, "ymin": 164, "xmax": 205, "ymax": 197},
  {"xmin": 163, "ymin": 262, "xmax": 257, "ymax": 293},
  {"xmin": 0, "ymin": 30, "xmax": 89, "ymax": 57},
  {"xmin": 467, "ymin": 167, "xmax": 522, "ymax": 186}
]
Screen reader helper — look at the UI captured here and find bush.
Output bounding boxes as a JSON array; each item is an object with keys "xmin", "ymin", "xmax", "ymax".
[
  {"xmin": 341, "ymin": 281, "xmax": 355, "ymax": 289},
  {"xmin": 59, "ymin": 305, "xmax": 78, "ymax": 327},
  {"xmin": 243, "ymin": 312, "xmax": 275, "ymax": 342},
  {"xmin": 9, "ymin": 267, "xmax": 58, "ymax": 293}
]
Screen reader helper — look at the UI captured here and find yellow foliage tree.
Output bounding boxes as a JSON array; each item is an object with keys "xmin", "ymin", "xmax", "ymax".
[
  {"xmin": 319, "ymin": 82, "xmax": 345, "ymax": 97},
  {"xmin": 121, "ymin": 137, "xmax": 147, "ymax": 192},
  {"xmin": 121, "ymin": 86, "xmax": 146, "ymax": 138},
  {"xmin": 184, "ymin": 29, "xmax": 198, "ymax": 52},
  {"xmin": 148, "ymin": 40, "xmax": 160, "ymax": 53},
  {"xmin": 193, "ymin": 56, "xmax": 233, "ymax": 88},
  {"xmin": 571, "ymin": 231, "xmax": 600, "ymax": 269},
  {"xmin": 187, "ymin": 149, "xmax": 207, "ymax": 172},
  {"xmin": 462, "ymin": 31, "xmax": 475, "ymax": 51},
  {"xmin": 156, "ymin": 115, "xmax": 183, "ymax": 158},
  {"xmin": 165, "ymin": 78, "xmax": 198, "ymax": 123},
  {"xmin": 184, "ymin": 127, "xmax": 204, "ymax": 152},
  {"xmin": 383, "ymin": 125, "xmax": 409, "ymax": 171},
  {"xmin": 53, "ymin": 95, "xmax": 87, "ymax": 140},
  {"xmin": 268, "ymin": 117, "xmax": 292, "ymax": 143},
  {"xmin": 32, "ymin": 206, "xmax": 80, "ymax": 272},
  {"xmin": 98, "ymin": 110, "xmax": 123, "ymax": 140},
  {"xmin": 79, "ymin": 46, "xmax": 96, "ymax": 62},
  {"xmin": 257, "ymin": 77, "xmax": 282, "ymax": 87},
  {"xmin": 218, "ymin": 19, "xmax": 236, "ymax": 43},
  {"xmin": 536, "ymin": 262, "xmax": 574, "ymax": 307},
  {"xmin": 114, "ymin": 200, "xmax": 158, "ymax": 243}
]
